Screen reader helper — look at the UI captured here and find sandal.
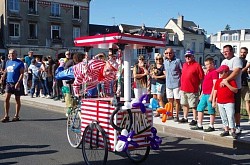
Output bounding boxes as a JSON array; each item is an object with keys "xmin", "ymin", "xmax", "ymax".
[
  {"xmin": 1, "ymin": 116, "xmax": 10, "ymax": 123},
  {"xmin": 12, "ymin": 116, "xmax": 20, "ymax": 122}
]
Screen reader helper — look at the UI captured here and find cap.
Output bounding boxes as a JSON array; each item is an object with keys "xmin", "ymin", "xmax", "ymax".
[
  {"xmin": 28, "ymin": 51, "xmax": 33, "ymax": 54},
  {"xmin": 216, "ymin": 65, "xmax": 229, "ymax": 73},
  {"xmin": 185, "ymin": 50, "xmax": 194, "ymax": 56}
]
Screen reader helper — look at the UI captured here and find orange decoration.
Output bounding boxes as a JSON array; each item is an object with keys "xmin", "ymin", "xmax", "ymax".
[{"xmin": 156, "ymin": 103, "xmax": 173, "ymax": 123}]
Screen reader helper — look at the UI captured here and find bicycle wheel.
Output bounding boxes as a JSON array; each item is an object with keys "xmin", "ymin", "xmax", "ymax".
[
  {"xmin": 126, "ymin": 145, "xmax": 150, "ymax": 163},
  {"xmin": 67, "ymin": 108, "xmax": 82, "ymax": 148},
  {"xmin": 82, "ymin": 122, "xmax": 108, "ymax": 165}
]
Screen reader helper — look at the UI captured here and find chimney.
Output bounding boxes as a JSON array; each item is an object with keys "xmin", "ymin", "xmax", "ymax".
[
  {"xmin": 177, "ymin": 15, "xmax": 184, "ymax": 29},
  {"xmin": 240, "ymin": 29, "xmax": 245, "ymax": 41}
]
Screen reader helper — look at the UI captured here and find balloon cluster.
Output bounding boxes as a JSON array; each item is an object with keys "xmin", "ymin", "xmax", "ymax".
[
  {"xmin": 147, "ymin": 127, "xmax": 162, "ymax": 150},
  {"xmin": 115, "ymin": 129, "xmax": 139, "ymax": 152}
]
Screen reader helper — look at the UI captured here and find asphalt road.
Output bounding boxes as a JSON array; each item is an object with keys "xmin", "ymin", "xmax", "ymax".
[{"xmin": 0, "ymin": 100, "xmax": 250, "ymax": 165}]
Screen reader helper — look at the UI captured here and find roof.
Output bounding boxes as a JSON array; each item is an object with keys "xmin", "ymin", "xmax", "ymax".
[
  {"xmin": 119, "ymin": 23, "xmax": 174, "ymax": 34},
  {"xmin": 212, "ymin": 29, "xmax": 250, "ymax": 36},
  {"xmin": 89, "ymin": 24, "xmax": 120, "ymax": 36},
  {"xmin": 170, "ymin": 18, "xmax": 205, "ymax": 35}
]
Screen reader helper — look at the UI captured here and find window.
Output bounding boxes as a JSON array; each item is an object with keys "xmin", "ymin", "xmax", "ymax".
[
  {"xmin": 73, "ymin": 27, "xmax": 80, "ymax": 39},
  {"xmin": 51, "ymin": 3, "xmax": 60, "ymax": 17},
  {"xmin": 137, "ymin": 49, "xmax": 146, "ymax": 56},
  {"xmin": 192, "ymin": 42, "xmax": 196, "ymax": 51},
  {"xmin": 9, "ymin": 22, "xmax": 20, "ymax": 37},
  {"xmin": 210, "ymin": 45, "xmax": 215, "ymax": 53},
  {"xmin": 28, "ymin": 0, "xmax": 37, "ymax": 14},
  {"xmin": 199, "ymin": 43, "xmax": 203, "ymax": 53},
  {"xmin": 51, "ymin": 25, "xmax": 61, "ymax": 39},
  {"xmin": 73, "ymin": 6, "xmax": 80, "ymax": 19},
  {"xmin": 9, "ymin": 0, "xmax": 19, "ymax": 11},
  {"xmin": 222, "ymin": 34, "xmax": 229, "ymax": 41},
  {"xmin": 232, "ymin": 33, "xmax": 239, "ymax": 41},
  {"xmin": 29, "ymin": 23, "xmax": 37, "ymax": 39},
  {"xmin": 173, "ymin": 33, "xmax": 178, "ymax": 45},
  {"xmin": 233, "ymin": 45, "xmax": 237, "ymax": 53}
]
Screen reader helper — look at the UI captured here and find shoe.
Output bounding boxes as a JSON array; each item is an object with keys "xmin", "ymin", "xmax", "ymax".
[
  {"xmin": 41, "ymin": 94, "xmax": 45, "ymax": 98},
  {"xmin": 220, "ymin": 131, "xmax": 229, "ymax": 137},
  {"xmin": 178, "ymin": 118, "xmax": 188, "ymax": 123},
  {"xmin": 54, "ymin": 97, "xmax": 60, "ymax": 101},
  {"xmin": 12, "ymin": 116, "xmax": 20, "ymax": 122},
  {"xmin": 173, "ymin": 117, "xmax": 179, "ymax": 122},
  {"xmin": 154, "ymin": 113, "xmax": 160, "ymax": 117},
  {"xmin": 231, "ymin": 132, "xmax": 238, "ymax": 139},
  {"xmin": 1, "ymin": 116, "xmax": 10, "ymax": 123},
  {"xmin": 204, "ymin": 126, "xmax": 215, "ymax": 132},
  {"xmin": 46, "ymin": 95, "xmax": 50, "ymax": 99},
  {"xmin": 235, "ymin": 127, "xmax": 242, "ymax": 135},
  {"xmin": 31, "ymin": 95, "xmax": 34, "ymax": 98},
  {"xmin": 190, "ymin": 125, "xmax": 203, "ymax": 130},
  {"xmin": 189, "ymin": 120, "xmax": 197, "ymax": 126}
]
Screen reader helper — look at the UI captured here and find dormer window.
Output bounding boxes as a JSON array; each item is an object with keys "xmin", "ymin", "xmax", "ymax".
[
  {"xmin": 222, "ymin": 34, "xmax": 229, "ymax": 41},
  {"xmin": 232, "ymin": 33, "xmax": 239, "ymax": 41}
]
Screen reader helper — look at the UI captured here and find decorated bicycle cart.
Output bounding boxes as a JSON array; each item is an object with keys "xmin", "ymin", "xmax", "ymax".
[{"xmin": 66, "ymin": 32, "xmax": 166, "ymax": 164}]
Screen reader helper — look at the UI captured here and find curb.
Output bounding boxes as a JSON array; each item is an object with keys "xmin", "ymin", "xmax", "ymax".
[
  {"xmin": 154, "ymin": 123, "xmax": 250, "ymax": 149},
  {"xmin": 0, "ymin": 96, "xmax": 65, "ymax": 114}
]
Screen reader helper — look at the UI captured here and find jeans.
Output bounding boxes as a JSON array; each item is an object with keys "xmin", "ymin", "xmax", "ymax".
[
  {"xmin": 218, "ymin": 103, "xmax": 235, "ymax": 129},
  {"xmin": 30, "ymin": 78, "xmax": 41, "ymax": 97},
  {"xmin": 41, "ymin": 79, "xmax": 49, "ymax": 96}
]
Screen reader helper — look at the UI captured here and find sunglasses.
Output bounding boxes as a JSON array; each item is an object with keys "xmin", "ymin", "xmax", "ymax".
[
  {"xmin": 156, "ymin": 58, "xmax": 162, "ymax": 61},
  {"xmin": 185, "ymin": 55, "xmax": 192, "ymax": 58},
  {"xmin": 139, "ymin": 59, "xmax": 144, "ymax": 60},
  {"xmin": 165, "ymin": 52, "xmax": 172, "ymax": 54}
]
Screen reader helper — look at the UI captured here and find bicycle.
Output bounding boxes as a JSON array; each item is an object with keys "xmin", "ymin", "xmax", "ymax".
[
  {"xmin": 66, "ymin": 96, "xmax": 82, "ymax": 148},
  {"xmin": 81, "ymin": 99, "xmax": 152, "ymax": 165}
]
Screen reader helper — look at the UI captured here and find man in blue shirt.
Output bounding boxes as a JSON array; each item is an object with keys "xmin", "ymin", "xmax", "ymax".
[
  {"xmin": 1, "ymin": 49, "xmax": 24, "ymax": 122},
  {"xmin": 163, "ymin": 48, "xmax": 182, "ymax": 122}
]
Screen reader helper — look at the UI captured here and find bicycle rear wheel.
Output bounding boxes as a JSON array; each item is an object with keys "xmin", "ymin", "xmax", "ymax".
[
  {"xmin": 67, "ymin": 108, "xmax": 82, "ymax": 148},
  {"xmin": 126, "ymin": 145, "xmax": 150, "ymax": 163},
  {"xmin": 82, "ymin": 122, "xmax": 108, "ymax": 165}
]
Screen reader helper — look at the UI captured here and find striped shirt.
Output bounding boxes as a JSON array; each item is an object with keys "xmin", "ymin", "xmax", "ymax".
[{"xmin": 72, "ymin": 59, "xmax": 116, "ymax": 96}]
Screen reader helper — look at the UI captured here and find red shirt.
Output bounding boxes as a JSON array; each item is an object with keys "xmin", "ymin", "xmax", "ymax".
[
  {"xmin": 180, "ymin": 61, "xmax": 204, "ymax": 93},
  {"xmin": 202, "ymin": 69, "xmax": 218, "ymax": 94},
  {"xmin": 214, "ymin": 78, "xmax": 237, "ymax": 104}
]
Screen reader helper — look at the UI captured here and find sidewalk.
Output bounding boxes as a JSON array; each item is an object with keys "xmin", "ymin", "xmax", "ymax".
[{"xmin": 1, "ymin": 95, "xmax": 250, "ymax": 149}]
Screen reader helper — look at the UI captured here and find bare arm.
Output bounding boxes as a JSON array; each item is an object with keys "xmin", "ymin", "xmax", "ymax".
[
  {"xmin": 222, "ymin": 79, "xmax": 238, "ymax": 93},
  {"xmin": 225, "ymin": 67, "xmax": 241, "ymax": 82},
  {"xmin": 242, "ymin": 62, "xmax": 250, "ymax": 73}
]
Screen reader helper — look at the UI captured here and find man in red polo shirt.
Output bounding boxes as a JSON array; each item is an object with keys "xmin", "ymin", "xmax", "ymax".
[{"xmin": 179, "ymin": 50, "xmax": 204, "ymax": 125}]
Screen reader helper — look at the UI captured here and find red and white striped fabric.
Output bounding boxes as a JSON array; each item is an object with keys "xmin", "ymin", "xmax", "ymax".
[
  {"xmin": 81, "ymin": 99, "xmax": 153, "ymax": 151},
  {"xmin": 72, "ymin": 59, "xmax": 116, "ymax": 96}
]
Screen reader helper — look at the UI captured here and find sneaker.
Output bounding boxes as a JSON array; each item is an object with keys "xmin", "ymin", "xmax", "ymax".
[
  {"xmin": 189, "ymin": 120, "xmax": 197, "ymax": 126},
  {"xmin": 235, "ymin": 127, "xmax": 242, "ymax": 135},
  {"xmin": 231, "ymin": 132, "xmax": 238, "ymax": 139},
  {"xmin": 204, "ymin": 126, "xmax": 215, "ymax": 132},
  {"xmin": 173, "ymin": 117, "xmax": 179, "ymax": 122},
  {"xmin": 178, "ymin": 118, "xmax": 188, "ymax": 123},
  {"xmin": 220, "ymin": 131, "xmax": 229, "ymax": 137},
  {"xmin": 12, "ymin": 116, "xmax": 20, "ymax": 122},
  {"xmin": 46, "ymin": 95, "xmax": 50, "ymax": 99},
  {"xmin": 41, "ymin": 94, "xmax": 45, "ymax": 98},
  {"xmin": 190, "ymin": 126, "xmax": 203, "ymax": 130}
]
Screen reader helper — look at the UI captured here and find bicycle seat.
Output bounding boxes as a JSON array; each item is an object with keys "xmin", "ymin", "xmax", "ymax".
[{"xmin": 66, "ymin": 79, "xmax": 74, "ymax": 84}]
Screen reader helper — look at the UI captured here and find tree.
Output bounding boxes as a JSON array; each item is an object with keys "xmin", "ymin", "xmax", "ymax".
[{"xmin": 224, "ymin": 24, "xmax": 231, "ymax": 31}]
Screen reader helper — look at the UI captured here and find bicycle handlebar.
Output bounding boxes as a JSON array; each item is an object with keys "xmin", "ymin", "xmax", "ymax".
[{"xmin": 110, "ymin": 103, "xmax": 133, "ymax": 132}]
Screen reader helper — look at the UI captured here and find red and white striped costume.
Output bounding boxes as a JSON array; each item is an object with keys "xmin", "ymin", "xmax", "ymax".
[{"xmin": 72, "ymin": 59, "xmax": 117, "ymax": 96}]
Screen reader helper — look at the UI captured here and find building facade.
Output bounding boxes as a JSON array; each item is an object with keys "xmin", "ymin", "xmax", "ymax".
[
  {"xmin": 0, "ymin": 0, "xmax": 90, "ymax": 58},
  {"xmin": 210, "ymin": 29, "xmax": 250, "ymax": 57}
]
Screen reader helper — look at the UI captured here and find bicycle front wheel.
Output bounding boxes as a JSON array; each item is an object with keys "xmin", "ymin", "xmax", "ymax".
[
  {"xmin": 82, "ymin": 123, "xmax": 108, "ymax": 165},
  {"xmin": 126, "ymin": 145, "xmax": 150, "ymax": 163},
  {"xmin": 67, "ymin": 108, "xmax": 82, "ymax": 148}
]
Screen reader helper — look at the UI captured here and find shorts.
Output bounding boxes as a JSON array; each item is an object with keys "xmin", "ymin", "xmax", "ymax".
[
  {"xmin": 151, "ymin": 82, "xmax": 165, "ymax": 95},
  {"xmin": 241, "ymin": 86, "xmax": 250, "ymax": 101},
  {"xmin": 234, "ymin": 89, "xmax": 241, "ymax": 114},
  {"xmin": 197, "ymin": 94, "xmax": 215, "ymax": 114},
  {"xmin": 6, "ymin": 82, "xmax": 21, "ymax": 96},
  {"xmin": 180, "ymin": 91, "xmax": 199, "ymax": 108},
  {"xmin": 166, "ymin": 87, "xmax": 180, "ymax": 99}
]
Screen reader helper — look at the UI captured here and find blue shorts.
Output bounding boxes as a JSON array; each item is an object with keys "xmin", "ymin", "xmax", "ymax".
[
  {"xmin": 151, "ymin": 82, "xmax": 165, "ymax": 95},
  {"xmin": 197, "ymin": 94, "xmax": 215, "ymax": 115}
]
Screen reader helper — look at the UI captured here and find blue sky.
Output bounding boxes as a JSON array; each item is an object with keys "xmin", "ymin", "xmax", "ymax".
[{"xmin": 89, "ymin": 0, "xmax": 250, "ymax": 35}]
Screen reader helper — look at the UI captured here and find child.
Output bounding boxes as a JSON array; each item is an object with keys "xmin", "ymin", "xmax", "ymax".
[{"xmin": 212, "ymin": 65, "xmax": 238, "ymax": 139}]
